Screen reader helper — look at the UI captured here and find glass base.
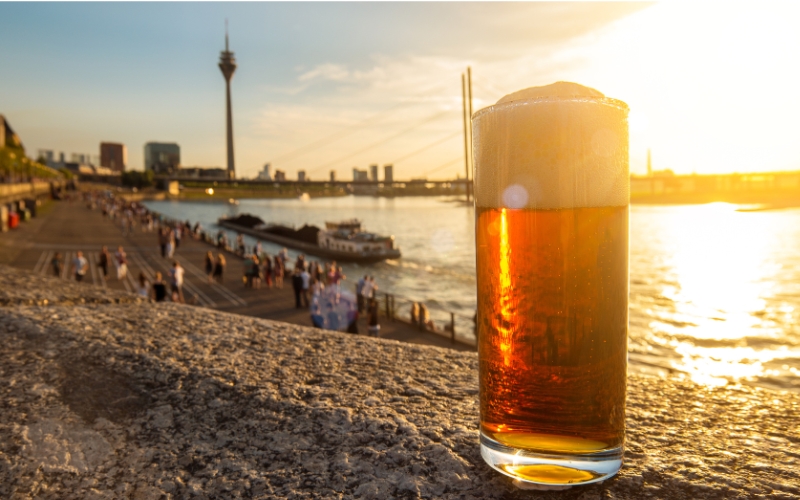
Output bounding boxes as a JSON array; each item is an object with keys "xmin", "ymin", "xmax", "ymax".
[{"xmin": 480, "ymin": 433, "xmax": 622, "ymax": 488}]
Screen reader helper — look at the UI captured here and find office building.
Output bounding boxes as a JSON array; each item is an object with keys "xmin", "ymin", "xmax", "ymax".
[
  {"xmin": 274, "ymin": 170, "xmax": 286, "ymax": 181},
  {"xmin": 144, "ymin": 142, "xmax": 180, "ymax": 175},
  {"xmin": 100, "ymin": 142, "xmax": 127, "ymax": 172},
  {"xmin": 369, "ymin": 164, "xmax": 378, "ymax": 181},
  {"xmin": 257, "ymin": 163, "xmax": 272, "ymax": 180},
  {"xmin": 329, "ymin": 170, "xmax": 336, "ymax": 182},
  {"xmin": 298, "ymin": 170, "xmax": 307, "ymax": 182},
  {"xmin": 352, "ymin": 168, "xmax": 368, "ymax": 181},
  {"xmin": 37, "ymin": 149, "xmax": 55, "ymax": 165},
  {"xmin": 384, "ymin": 164, "xmax": 394, "ymax": 184}
]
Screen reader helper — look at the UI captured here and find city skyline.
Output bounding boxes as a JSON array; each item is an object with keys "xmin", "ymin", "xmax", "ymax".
[{"xmin": 2, "ymin": 3, "xmax": 800, "ymax": 179}]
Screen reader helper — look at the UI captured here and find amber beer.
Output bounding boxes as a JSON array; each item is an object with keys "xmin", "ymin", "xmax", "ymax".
[{"xmin": 473, "ymin": 83, "xmax": 629, "ymax": 486}]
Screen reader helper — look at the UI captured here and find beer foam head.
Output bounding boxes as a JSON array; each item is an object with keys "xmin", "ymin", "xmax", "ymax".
[{"xmin": 473, "ymin": 82, "xmax": 629, "ymax": 209}]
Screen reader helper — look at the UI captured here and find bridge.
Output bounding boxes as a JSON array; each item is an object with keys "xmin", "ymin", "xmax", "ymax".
[{"xmin": 155, "ymin": 176, "xmax": 471, "ymax": 188}]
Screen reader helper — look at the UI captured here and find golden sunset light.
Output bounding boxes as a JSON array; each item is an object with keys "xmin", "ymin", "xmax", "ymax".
[{"xmin": 2, "ymin": 3, "xmax": 800, "ymax": 496}]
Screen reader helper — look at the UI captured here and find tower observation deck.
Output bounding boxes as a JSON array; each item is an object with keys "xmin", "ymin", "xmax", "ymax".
[{"xmin": 219, "ymin": 28, "xmax": 237, "ymax": 180}]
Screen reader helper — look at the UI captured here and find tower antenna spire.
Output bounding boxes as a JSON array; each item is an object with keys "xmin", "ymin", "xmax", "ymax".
[{"xmin": 219, "ymin": 18, "xmax": 237, "ymax": 179}]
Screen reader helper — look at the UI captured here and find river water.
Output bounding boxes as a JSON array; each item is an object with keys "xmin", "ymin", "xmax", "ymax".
[{"xmin": 143, "ymin": 197, "xmax": 800, "ymax": 393}]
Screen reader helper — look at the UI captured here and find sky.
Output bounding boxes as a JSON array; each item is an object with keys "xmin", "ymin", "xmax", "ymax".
[{"xmin": 1, "ymin": 2, "xmax": 800, "ymax": 180}]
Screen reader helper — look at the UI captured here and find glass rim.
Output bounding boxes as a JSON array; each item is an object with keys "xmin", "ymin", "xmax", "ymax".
[{"xmin": 472, "ymin": 95, "xmax": 629, "ymax": 121}]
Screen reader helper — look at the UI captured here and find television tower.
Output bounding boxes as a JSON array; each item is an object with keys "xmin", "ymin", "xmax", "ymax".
[{"xmin": 219, "ymin": 21, "xmax": 237, "ymax": 180}]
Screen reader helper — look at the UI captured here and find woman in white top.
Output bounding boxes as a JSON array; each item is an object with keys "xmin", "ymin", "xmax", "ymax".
[{"xmin": 115, "ymin": 246, "xmax": 128, "ymax": 280}]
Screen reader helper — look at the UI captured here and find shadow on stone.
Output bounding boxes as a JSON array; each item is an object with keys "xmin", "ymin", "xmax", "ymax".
[{"xmin": 58, "ymin": 359, "xmax": 150, "ymax": 425}]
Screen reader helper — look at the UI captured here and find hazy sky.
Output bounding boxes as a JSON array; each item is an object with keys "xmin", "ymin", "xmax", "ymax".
[{"xmin": 2, "ymin": 2, "xmax": 799, "ymax": 179}]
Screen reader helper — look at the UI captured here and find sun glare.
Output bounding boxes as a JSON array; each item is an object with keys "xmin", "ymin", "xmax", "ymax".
[
  {"xmin": 635, "ymin": 204, "xmax": 800, "ymax": 387},
  {"xmin": 568, "ymin": 3, "xmax": 800, "ymax": 175}
]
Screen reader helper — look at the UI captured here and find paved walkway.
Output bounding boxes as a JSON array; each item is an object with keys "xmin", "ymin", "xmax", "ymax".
[{"xmin": 1, "ymin": 198, "xmax": 475, "ymax": 351}]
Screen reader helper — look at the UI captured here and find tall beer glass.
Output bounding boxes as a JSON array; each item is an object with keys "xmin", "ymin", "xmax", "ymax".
[{"xmin": 473, "ymin": 83, "xmax": 629, "ymax": 486}]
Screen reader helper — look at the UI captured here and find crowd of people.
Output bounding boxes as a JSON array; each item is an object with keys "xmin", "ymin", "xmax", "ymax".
[
  {"xmin": 79, "ymin": 190, "xmax": 196, "ymax": 304},
  {"xmin": 75, "ymin": 189, "xmax": 385, "ymax": 335}
]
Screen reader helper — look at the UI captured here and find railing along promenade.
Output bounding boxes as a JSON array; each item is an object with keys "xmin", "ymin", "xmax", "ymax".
[
  {"xmin": 149, "ymin": 209, "xmax": 478, "ymax": 348},
  {"xmin": 0, "ymin": 179, "xmax": 64, "ymax": 205}
]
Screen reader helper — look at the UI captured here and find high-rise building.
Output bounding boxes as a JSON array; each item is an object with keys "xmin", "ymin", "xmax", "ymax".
[
  {"xmin": 369, "ymin": 164, "xmax": 378, "ymax": 181},
  {"xmin": 384, "ymin": 164, "xmax": 394, "ymax": 184},
  {"xmin": 100, "ymin": 142, "xmax": 127, "ymax": 172},
  {"xmin": 329, "ymin": 170, "xmax": 336, "ymax": 182},
  {"xmin": 257, "ymin": 163, "xmax": 272, "ymax": 180},
  {"xmin": 71, "ymin": 153, "xmax": 88, "ymax": 164},
  {"xmin": 298, "ymin": 170, "xmax": 307, "ymax": 182},
  {"xmin": 219, "ymin": 27, "xmax": 237, "ymax": 180},
  {"xmin": 144, "ymin": 142, "xmax": 180, "ymax": 175},
  {"xmin": 274, "ymin": 170, "xmax": 286, "ymax": 181},
  {"xmin": 352, "ymin": 168, "xmax": 368, "ymax": 181}
]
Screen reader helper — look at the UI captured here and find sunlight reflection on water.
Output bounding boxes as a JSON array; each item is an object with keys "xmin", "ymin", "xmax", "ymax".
[{"xmin": 630, "ymin": 203, "xmax": 800, "ymax": 390}]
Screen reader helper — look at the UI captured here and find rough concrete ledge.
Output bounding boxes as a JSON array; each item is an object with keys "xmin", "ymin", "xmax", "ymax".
[{"xmin": 0, "ymin": 266, "xmax": 798, "ymax": 499}]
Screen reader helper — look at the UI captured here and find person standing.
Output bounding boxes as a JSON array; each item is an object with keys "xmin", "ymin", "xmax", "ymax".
[
  {"xmin": 356, "ymin": 275, "xmax": 367, "ymax": 313},
  {"xmin": 273, "ymin": 255, "xmax": 283, "ymax": 289},
  {"xmin": 300, "ymin": 265, "xmax": 310, "ymax": 307},
  {"xmin": 311, "ymin": 276, "xmax": 324, "ymax": 299},
  {"xmin": 115, "ymin": 246, "xmax": 128, "ymax": 280},
  {"xmin": 72, "ymin": 251, "xmax": 88, "ymax": 282},
  {"xmin": 98, "ymin": 246, "xmax": 111, "ymax": 278},
  {"xmin": 332, "ymin": 266, "xmax": 345, "ymax": 293},
  {"xmin": 278, "ymin": 247, "xmax": 289, "ymax": 267},
  {"xmin": 166, "ymin": 228, "xmax": 175, "ymax": 258},
  {"xmin": 242, "ymin": 254, "xmax": 254, "ymax": 287},
  {"xmin": 51, "ymin": 252, "xmax": 63, "ymax": 277},
  {"xmin": 370, "ymin": 277, "xmax": 379, "ymax": 304},
  {"xmin": 158, "ymin": 228, "xmax": 168, "ymax": 258},
  {"xmin": 204, "ymin": 251, "xmax": 215, "ymax": 284},
  {"xmin": 213, "ymin": 253, "xmax": 226, "ymax": 283},
  {"xmin": 169, "ymin": 260, "xmax": 185, "ymax": 303},
  {"xmin": 251, "ymin": 254, "xmax": 261, "ymax": 290},
  {"xmin": 151, "ymin": 272, "xmax": 168, "ymax": 302},
  {"xmin": 292, "ymin": 267, "xmax": 304, "ymax": 309},
  {"xmin": 263, "ymin": 255, "xmax": 273, "ymax": 288},
  {"xmin": 174, "ymin": 224, "xmax": 182, "ymax": 249},
  {"xmin": 136, "ymin": 272, "xmax": 150, "ymax": 299}
]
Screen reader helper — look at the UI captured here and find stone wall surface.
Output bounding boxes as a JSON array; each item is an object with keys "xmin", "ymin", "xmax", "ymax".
[{"xmin": 0, "ymin": 265, "xmax": 798, "ymax": 499}]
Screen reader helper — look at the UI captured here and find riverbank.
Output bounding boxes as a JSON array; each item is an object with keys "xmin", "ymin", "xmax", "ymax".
[
  {"xmin": 1, "ymin": 195, "xmax": 475, "ymax": 350},
  {"xmin": 1, "ymin": 263, "xmax": 799, "ymax": 499}
]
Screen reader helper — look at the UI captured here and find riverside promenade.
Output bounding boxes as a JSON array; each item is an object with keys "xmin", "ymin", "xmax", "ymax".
[
  {"xmin": 0, "ymin": 197, "xmax": 473, "ymax": 352},
  {"xmin": 1, "ymin": 264, "xmax": 799, "ymax": 499}
]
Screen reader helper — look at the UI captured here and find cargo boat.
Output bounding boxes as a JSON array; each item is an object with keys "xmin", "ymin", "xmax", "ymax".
[{"xmin": 217, "ymin": 214, "xmax": 401, "ymax": 263}]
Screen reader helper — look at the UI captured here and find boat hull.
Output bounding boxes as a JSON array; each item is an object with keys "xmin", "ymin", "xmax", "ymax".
[{"xmin": 218, "ymin": 219, "xmax": 401, "ymax": 263}]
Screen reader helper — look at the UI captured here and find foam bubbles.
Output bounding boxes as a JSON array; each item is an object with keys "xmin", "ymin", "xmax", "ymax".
[{"xmin": 473, "ymin": 82, "xmax": 629, "ymax": 210}]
